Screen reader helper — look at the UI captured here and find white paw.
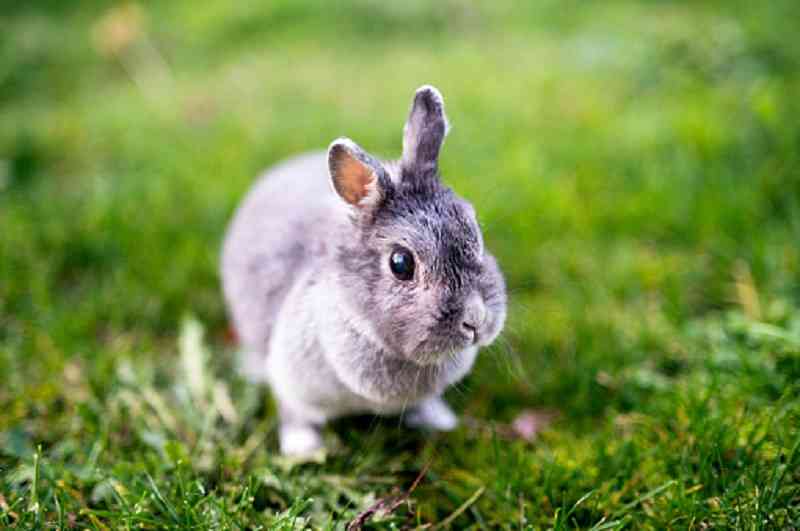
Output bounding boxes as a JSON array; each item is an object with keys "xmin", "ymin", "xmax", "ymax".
[
  {"xmin": 406, "ymin": 398, "xmax": 458, "ymax": 431},
  {"xmin": 280, "ymin": 424, "xmax": 323, "ymax": 456}
]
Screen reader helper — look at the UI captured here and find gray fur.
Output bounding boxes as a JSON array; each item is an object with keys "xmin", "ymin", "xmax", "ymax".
[
  {"xmin": 402, "ymin": 85, "xmax": 450, "ymax": 174},
  {"xmin": 221, "ymin": 85, "xmax": 507, "ymax": 455}
]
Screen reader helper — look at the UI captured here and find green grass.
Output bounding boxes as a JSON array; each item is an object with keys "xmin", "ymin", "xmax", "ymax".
[{"xmin": 2, "ymin": 0, "xmax": 800, "ymax": 528}]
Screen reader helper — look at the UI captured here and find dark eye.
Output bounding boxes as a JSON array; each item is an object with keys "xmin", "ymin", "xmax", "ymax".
[{"xmin": 389, "ymin": 248, "xmax": 415, "ymax": 281}]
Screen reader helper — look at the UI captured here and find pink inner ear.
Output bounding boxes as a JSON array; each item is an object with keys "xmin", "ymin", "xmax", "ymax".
[{"xmin": 335, "ymin": 155, "xmax": 375, "ymax": 205}]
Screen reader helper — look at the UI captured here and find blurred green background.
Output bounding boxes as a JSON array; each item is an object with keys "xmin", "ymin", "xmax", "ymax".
[{"xmin": 2, "ymin": 1, "xmax": 799, "ymax": 528}]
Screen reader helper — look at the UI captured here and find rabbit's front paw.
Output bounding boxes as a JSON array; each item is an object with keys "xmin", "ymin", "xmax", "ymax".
[
  {"xmin": 406, "ymin": 396, "xmax": 458, "ymax": 431},
  {"xmin": 280, "ymin": 424, "xmax": 323, "ymax": 456}
]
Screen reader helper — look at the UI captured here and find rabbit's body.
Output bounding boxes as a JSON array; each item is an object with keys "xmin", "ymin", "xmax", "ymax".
[
  {"xmin": 222, "ymin": 87, "xmax": 506, "ymax": 455},
  {"xmin": 223, "ymin": 153, "xmax": 477, "ymax": 416},
  {"xmin": 222, "ymin": 152, "xmax": 336, "ymax": 356}
]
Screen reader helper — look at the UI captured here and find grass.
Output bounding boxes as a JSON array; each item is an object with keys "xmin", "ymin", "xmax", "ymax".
[{"xmin": 2, "ymin": 0, "xmax": 800, "ymax": 528}]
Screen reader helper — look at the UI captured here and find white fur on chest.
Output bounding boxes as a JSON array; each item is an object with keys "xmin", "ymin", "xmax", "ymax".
[{"xmin": 264, "ymin": 269, "xmax": 478, "ymax": 422}]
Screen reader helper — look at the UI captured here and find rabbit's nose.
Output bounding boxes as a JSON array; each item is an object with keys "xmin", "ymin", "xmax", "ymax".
[{"xmin": 461, "ymin": 292, "xmax": 487, "ymax": 340}]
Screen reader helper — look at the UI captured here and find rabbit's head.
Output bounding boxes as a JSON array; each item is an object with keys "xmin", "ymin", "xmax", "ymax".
[{"xmin": 328, "ymin": 86, "xmax": 506, "ymax": 365}]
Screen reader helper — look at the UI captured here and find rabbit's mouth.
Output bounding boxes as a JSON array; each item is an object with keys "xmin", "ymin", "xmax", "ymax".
[
  {"xmin": 408, "ymin": 332, "xmax": 478, "ymax": 365},
  {"xmin": 461, "ymin": 322, "xmax": 479, "ymax": 345},
  {"xmin": 393, "ymin": 288, "xmax": 506, "ymax": 365}
]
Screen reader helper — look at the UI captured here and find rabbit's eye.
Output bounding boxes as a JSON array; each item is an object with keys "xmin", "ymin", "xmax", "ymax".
[{"xmin": 389, "ymin": 248, "xmax": 415, "ymax": 281}]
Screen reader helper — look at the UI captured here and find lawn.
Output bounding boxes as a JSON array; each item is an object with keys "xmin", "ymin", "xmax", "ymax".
[{"xmin": 2, "ymin": 0, "xmax": 800, "ymax": 528}]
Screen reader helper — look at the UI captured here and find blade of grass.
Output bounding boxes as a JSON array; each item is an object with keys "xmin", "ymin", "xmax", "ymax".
[
  {"xmin": 612, "ymin": 479, "xmax": 676, "ymax": 517},
  {"xmin": 28, "ymin": 445, "xmax": 41, "ymax": 525},
  {"xmin": 433, "ymin": 486, "xmax": 485, "ymax": 529},
  {"xmin": 144, "ymin": 473, "xmax": 180, "ymax": 524},
  {"xmin": 761, "ymin": 429, "xmax": 800, "ymax": 513}
]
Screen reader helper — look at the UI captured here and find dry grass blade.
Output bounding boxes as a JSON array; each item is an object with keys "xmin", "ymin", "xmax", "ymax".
[{"xmin": 346, "ymin": 462, "xmax": 431, "ymax": 531}]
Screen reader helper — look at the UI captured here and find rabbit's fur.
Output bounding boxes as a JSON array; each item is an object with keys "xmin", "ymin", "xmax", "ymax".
[{"xmin": 221, "ymin": 86, "xmax": 506, "ymax": 455}]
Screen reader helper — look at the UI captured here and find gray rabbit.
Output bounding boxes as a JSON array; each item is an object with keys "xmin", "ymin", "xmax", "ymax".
[{"xmin": 221, "ymin": 86, "xmax": 506, "ymax": 456}]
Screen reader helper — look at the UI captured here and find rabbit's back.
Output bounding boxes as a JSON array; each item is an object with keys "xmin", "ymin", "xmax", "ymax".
[{"xmin": 221, "ymin": 152, "xmax": 338, "ymax": 354}]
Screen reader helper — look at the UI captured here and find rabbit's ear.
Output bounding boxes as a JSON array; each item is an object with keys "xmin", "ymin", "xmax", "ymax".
[
  {"xmin": 328, "ymin": 138, "xmax": 389, "ymax": 208},
  {"xmin": 402, "ymin": 85, "xmax": 449, "ymax": 171}
]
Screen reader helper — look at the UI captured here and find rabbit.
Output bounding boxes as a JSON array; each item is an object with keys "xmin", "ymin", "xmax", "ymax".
[{"xmin": 221, "ymin": 85, "xmax": 507, "ymax": 456}]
